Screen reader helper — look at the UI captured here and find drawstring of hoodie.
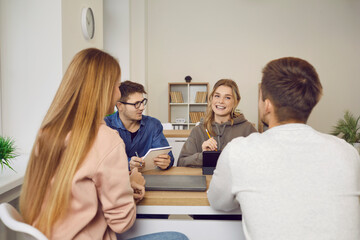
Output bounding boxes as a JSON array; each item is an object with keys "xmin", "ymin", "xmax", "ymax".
[{"xmin": 215, "ymin": 124, "xmax": 227, "ymax": 151}]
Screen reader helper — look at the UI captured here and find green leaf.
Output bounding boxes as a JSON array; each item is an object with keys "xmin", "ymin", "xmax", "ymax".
[
  {"xmin": 331, "ymin": 111, "xmax": 360, "ymax": 144},
  {"xmin": 0, "ymin": 136, "xmax": 18, "ymax": 172}
]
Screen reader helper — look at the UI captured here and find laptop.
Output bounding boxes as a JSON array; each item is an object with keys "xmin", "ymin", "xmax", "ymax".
[
  {"xmin": 144, "ymin": 175, "xmax": 207, "ymax": 192},
  {"xmin": 202, "ymin": 151, "xmax": 221, "ymax": 175}
]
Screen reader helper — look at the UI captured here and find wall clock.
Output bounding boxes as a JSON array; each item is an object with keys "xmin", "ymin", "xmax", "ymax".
[{"xmin": 81, "ymin": 7, "xmax": 95, "ymax": 40}]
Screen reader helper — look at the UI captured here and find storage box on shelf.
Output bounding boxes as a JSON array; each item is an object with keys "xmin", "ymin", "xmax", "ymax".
[{"xmin": 168, "ymin": 82, "xmax": 209, "ymax": 130}]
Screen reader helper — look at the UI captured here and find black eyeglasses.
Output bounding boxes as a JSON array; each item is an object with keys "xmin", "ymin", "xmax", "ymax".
[{"xmin": 120, "ymin": 98, "xmax": 148, "ymax": 109}]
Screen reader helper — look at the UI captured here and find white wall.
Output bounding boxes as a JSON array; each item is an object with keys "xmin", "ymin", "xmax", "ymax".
[
  {"xmin": 104, "ymin": 0, "xmax": 130, "ymax": 81},
  {"xmin": 103, "ymin": 0, "xmax": 147, "ymax": 86},
  {"xmin": 0, "ymin": 53, "xmax": 2, "ymax": 136},
  {"xmin": 62, "ymin": 0, "xmax": 104, "ymax": 72},
  {"xmin": 129, "ymin": 0, "xmax": 148, "ymax": 94},
  {"xmin": 130, "ymin": 0, "xmax": 360, "ymax": 133},
  {"xmin": 0, "ymin": 0, "xmax": 62, "ymax": 154},
  {"xmin": 0, "ymin": 0, "xmax": 104, "ymax": 154},
  {"xmin": 104, "ymin": 0, "xmax": 147, "ymax": 113}
]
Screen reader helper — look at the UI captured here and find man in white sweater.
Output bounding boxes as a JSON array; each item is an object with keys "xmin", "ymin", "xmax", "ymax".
[{"xmin": 207, "ymin": 57, "xmax": 360, "ymax": 240}]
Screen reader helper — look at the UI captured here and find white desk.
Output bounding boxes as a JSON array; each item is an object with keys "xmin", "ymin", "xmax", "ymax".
[
  {"xmin": 0, "ymin": 154, "xmax": 29, "ymax": 203},
  {"xmin": 117, "ymin": 167, "xmax": 245, "ymax": 240}
]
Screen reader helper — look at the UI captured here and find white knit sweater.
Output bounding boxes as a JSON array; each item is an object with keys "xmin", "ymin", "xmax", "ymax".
[{"xmin": 208, "ymin": 124, "xmax": 360, "ymax": 240}]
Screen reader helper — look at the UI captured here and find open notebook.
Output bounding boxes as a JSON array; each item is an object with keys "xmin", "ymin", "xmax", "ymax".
[
  {"xmin": 144, "ymin": 175, "xmax": 207, "ymax": 192},
  {"xmin": 141, "ymin": 146, "xmax": 172, "ymax": 171}
]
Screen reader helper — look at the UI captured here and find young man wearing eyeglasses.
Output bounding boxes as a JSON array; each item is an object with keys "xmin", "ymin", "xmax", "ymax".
[{"xmin": 105, "ymin": 80, "xmax": 174, "ymax": 171}]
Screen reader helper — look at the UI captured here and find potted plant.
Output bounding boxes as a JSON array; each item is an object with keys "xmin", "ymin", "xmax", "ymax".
[
  {"xmin": 331, "ymin": 111, "xmax": 360, "ymax": 153},
  {"xmin": 0, "ymin": 136, "xmax": 18, "ymax": 171}
]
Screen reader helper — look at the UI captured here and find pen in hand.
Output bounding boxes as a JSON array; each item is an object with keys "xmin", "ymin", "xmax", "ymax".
[
  {"xmin": 205, "ymin": 129, "xmax": 211, "ymax": 139},
  {"xmin": 205, "ymin": 129, "xmax": 217, "ymax": 151},
  {"xmin": 135, "ymin": 152, "xmax": 142, "ymax": 166}
]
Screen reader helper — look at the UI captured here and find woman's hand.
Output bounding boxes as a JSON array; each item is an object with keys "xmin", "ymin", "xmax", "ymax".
[
  {"xmin": 130, "ymin": 167, "xmax": 145, "ymax": 185},
  {"xmin": 154, "ymin": 154, "xmax": 171, "ymax": 169},
  {"xmin": 202, "ymin": 138, "xmax": 218, "ymax": 151},
  {"xmin": 131, "ymin": 181, "xmax": 145, "ymax": 204},
  {"xmin": 129, "ymin": 156, "xmax": 145, "ymax": 171},
  {"xmin": 129, "ymin": 168, "xmax": 145, "ymax": 203}
]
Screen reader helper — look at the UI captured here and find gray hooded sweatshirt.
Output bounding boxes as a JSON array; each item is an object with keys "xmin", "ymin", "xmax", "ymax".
[{"xmin": 177, "ymin": 114, "xmax": 257, "ymax": 167}]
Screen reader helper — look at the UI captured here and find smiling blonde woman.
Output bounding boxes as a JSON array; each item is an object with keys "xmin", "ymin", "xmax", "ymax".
[{"xmin": 177, "ymin": 79, "xmax": 257, "ymax": 168}]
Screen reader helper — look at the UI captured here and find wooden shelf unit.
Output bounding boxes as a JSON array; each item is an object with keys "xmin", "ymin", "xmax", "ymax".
[{"xmin": 168, "ymin": 82, "xmax": 209, "ymax": 130}]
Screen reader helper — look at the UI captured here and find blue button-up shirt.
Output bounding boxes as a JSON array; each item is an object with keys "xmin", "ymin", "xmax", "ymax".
[{"xmin": 104, "ymin": 112, "xmax": 174, "ymax": 169}]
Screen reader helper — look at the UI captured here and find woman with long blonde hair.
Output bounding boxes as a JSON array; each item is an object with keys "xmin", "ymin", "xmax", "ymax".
[
  {"xmin": 178, "ymin": 79, "xmax": 257, "ymax": 167},
  {"xmin": 19, "ymin": 48, "xmax": 145, "ymax": 239},
  {"xmin": 20, "ymin": 48, "xmax": 188, "ymax": 240}
]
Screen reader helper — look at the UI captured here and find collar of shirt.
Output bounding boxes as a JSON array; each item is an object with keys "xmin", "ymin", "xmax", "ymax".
[{"xmin": 114, "ymin": 111, "xmax": 146, "ymax": 130}]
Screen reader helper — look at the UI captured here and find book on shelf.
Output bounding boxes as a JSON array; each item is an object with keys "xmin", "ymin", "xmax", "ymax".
[
  {"xmin": 189, "ymin": 111, "xmax": 205, "ymax": 123},
  {"xmin": 170, "ymin": 91, "xmax": 184, "ymax": 103},
  {"xmin": 195, "ymin": 91, "xmax": 207, "ymax": 103}
]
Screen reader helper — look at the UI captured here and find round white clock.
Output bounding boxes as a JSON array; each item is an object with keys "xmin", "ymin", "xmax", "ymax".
[{"xmin": 81, "ymin": 7, "xmax": 95, "ymax": 40}]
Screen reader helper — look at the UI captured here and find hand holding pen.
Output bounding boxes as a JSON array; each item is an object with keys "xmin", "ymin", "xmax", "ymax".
[
  {"xmin": 202, "ymin": 129, "xmax": 218, "ymax": 151},
  {"xmin": 129, "ymin": 152, "xmax": 145, "ymax": 171}
]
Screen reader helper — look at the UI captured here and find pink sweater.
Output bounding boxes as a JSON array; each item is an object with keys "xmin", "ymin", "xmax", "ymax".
[{"xmin": 49, "ymin": 124, "xmax": 136, "ymax": 239}]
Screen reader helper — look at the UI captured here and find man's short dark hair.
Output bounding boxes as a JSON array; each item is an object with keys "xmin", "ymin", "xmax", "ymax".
[
  {"xmin": 119, "ymin": 80, "xmax": 147, "ymax": 102},
  {"xmin": 261, "ymin": 57, "xmax": 323, "ymax": 123}
]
